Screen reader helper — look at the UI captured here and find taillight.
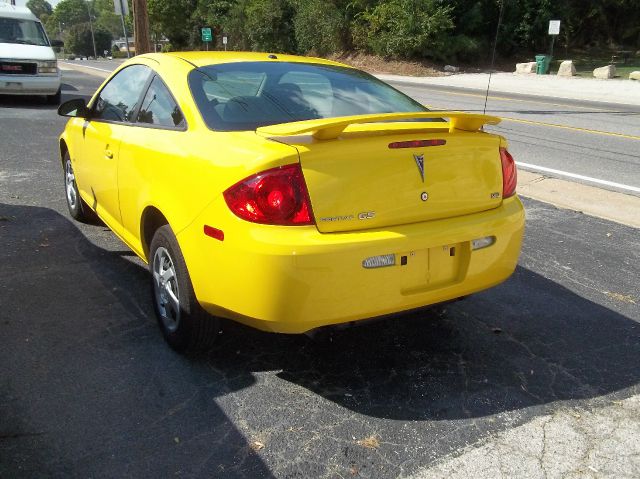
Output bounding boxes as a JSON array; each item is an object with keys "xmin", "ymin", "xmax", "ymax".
[
  {"xmin": 223, "ymin": 164, "xmax": 314, "ymax": 225},
  {"xmin": 500, "ymin": 148, "xmax": 517, "ymax": 199}
]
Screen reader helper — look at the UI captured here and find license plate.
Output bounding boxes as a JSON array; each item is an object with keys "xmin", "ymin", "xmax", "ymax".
[
  {"xmin": 400, "ymin": 243, "xmax": 464, "ymax": 294},
  {"xmin": 3, "ymin": 82, "xmax": 23, "ymax": 89}
]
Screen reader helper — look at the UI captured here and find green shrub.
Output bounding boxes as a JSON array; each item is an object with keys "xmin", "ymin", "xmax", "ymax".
[
  {"xmin": 243, "ymin": 0, "xmax": 296, "ymax": 53},
  {"xmin": 292, "ymin": 0, "xmax": 345, "ymax": 55},
  {"xmin": 440, "ymin": 34, "xmax": 482, "ymax": 62},
  {"xmin": 65, "ymin": 22, "xmax": 113, "ymax": 57},
  {"xmin": 355, "ymin": 0, "xmax": 454, "ymax": 60}
]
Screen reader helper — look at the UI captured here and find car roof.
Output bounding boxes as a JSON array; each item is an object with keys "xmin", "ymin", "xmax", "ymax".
[
  {"xmin": 0, "ymin": 4, "xmax": 39, "ymax": 21},
  {"xmin": 161, "ymin": 51, "xmax": 352, "ymax": 69}
]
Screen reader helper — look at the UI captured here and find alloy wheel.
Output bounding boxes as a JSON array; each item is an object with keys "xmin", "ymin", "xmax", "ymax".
[
  {"xmin": 65, "ymin": 158, "xmax": 78, "ymax": 210},
  {"xmin": 152, "ymin": 246, "xmax": 181, "ymax": 332}
]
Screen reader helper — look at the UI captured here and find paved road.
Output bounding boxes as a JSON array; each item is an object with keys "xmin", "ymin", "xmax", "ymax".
[
  {"xmin": 388, "ymin": 81, "xmax": 640, "ymax": 196},
  {"xmin": 60, "ymin": 59, "xmax": 640, "ymax": 197},
  {"xmin": 1, "ymin": 70, "xmax": 639, "ymax": 478}
]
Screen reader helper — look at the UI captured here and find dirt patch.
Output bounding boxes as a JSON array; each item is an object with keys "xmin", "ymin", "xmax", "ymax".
[
  {"xmin": 326, "ymin": 52, "xmax": 445, "ymax": 77},
  {"xmin": 356, "ymin": 435, "xmax": 380, "ymax": 449}
]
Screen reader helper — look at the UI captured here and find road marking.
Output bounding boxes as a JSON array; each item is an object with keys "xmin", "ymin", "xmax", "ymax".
[
  {"xmin": 517, "ymin": 162, "xmax": 640, "ymax": 193},
  {"xmin": 397, "ymin": 83, "xmax": 612, "ymax": 111},
  {"xmin": 424, "ymin": 104, "xmax": 640, "ymax": 140},
  {"xmin": 499, "ymin": 116, "xmax": 640, "ymax": 140},
  {"xmin": 59, "ymin": 62, "xmax": 112, "ymax": 73}
]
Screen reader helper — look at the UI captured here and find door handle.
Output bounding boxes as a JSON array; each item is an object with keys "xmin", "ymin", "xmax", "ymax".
[{"xmin": 105, "ymin": 149, "xmax": 113, "ymax": 159}]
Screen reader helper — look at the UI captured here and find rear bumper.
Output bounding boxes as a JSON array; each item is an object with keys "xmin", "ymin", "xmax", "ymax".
[
  {"xmin": 0, "ymin": 74, "xmax": 61, "ymax": 95},
  {"xmin": 177, "ymin": 196, "xmax": 525, "ymax": 333}
]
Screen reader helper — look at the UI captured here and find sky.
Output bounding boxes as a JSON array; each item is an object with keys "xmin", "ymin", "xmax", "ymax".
[{"xmin": 12, "ymin": 0, "xmax": 63, "ymax": 7}]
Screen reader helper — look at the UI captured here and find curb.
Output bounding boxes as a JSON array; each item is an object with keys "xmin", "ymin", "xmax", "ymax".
[
  {"xmin": 376, "ymin": 73, "xmax": 640, "ymax": 108},
  {"xmin": 517, "ymin": 170, "xmax": 640, "ymax": 229},
  {"xmin": 59, "ymin": 62, "xmax": 111, "ymax": 79}
]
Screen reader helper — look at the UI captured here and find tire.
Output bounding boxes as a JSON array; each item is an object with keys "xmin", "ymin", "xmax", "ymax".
[
  {"xmin": 149, "ymin": 225, "xmax": 220, "ymax": 353},
  {"xmin": 63, "ymin": 151, "xmax": 97, "ymax": 223},
  {"xmin": 46, "ymin": 88, "xmax": 61, "ymax": 105}
]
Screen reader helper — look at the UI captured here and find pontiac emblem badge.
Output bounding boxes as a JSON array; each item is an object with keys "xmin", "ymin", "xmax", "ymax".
[{"xmin": 413, "ymin": 153, "xmax": 425, "ymax": 182}]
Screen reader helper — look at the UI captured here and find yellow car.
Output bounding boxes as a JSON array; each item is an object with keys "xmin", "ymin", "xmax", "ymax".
[{"xmin": 57, "ymin": 52, "xmax": 524, "ymax": 352}]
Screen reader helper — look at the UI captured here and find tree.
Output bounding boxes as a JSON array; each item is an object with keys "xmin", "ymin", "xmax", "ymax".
[
  {"xmin": 243, "ymin": 0, "xmax": 296, "ymax": 53},
  {"xmin": 293, "ymin": 0, "xmax": 345, "ymax": 55},
  {"xmin": 140, "ymin": 0, "xmax": 639, "ymax": 61},
  {"xmin": 191, "ymin": 0, "xmax": 235, "ymax": 49},
  {"xmin": 66, "ymin": 22, "xmax": 112, "ymax": 56},
  {"xmin": 51, "ymin": 0, "xmax": 90, "ymax": 27},
  {"xmin": 93, "ymin": 0, "xmax": 130, "ymax": 39},
  {"xmin": 148, "ymin": 0, "xmax": 196, "ymax": 49},
  {"xmin": 26, "ymin": 0, "xmax": 53, "ymax": 19},
  {"xmin": 354, "ymin": 0, "xmax": 454, "ymax": 60}
]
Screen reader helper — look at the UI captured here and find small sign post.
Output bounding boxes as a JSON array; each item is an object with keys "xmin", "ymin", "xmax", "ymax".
[
  {"xmin": 113, "ymin": 0, "xmax": 130, "ymax": 58},
  {"xmin": 548, "ymin": 20, "xmax": 561, "ymax": 63},
  {"xmin": 222, "ymin": 36, "xmax": 228, "ymax": 51},
  {"xmin": 201, "ymin": 27, "xmax": 212, "ymax": 51},
  {"xmin": 548, "ymin": 20, "xmax": 561, "ymax": 35}
]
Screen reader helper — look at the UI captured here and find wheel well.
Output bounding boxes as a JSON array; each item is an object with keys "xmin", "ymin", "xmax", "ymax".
[
  {"xmin": 141, "ymin": 207, "xmax": 169, "ymax": 260},
  {"xmin": 59, "ymin": 140, "xmax": 68, "ymax": 166}
]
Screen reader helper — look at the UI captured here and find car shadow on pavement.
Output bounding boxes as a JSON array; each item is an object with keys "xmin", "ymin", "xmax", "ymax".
[
  {"xmin": 0, "ymin": 87, "xmax": 90, "ymax": 111},
  {"xmin": 0, "ymin": 203, "xmax": 274, "ymax": 478},
  {"xmin": 207, "ymin": 263, "xmax": 640, "ymax": 423},
  {"xmin": 266, "ymin": 266, "xmax": 640, "ymax": 420},
  {"xmin": 2, "ymin": 203, "xmax": 638, "ymax": 475},
  {"xmin": 0, "ymin": 94, "xmax": 57, "ymax": 110}
]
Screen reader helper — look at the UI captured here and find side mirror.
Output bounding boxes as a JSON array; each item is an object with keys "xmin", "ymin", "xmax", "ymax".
[
  {"xmin": 58, "ymin": 98, "xmax": 89, "ymax": 118},
  {"xmin": 51, "ymin": 39, "xmax": 64, "ymax": 48}
]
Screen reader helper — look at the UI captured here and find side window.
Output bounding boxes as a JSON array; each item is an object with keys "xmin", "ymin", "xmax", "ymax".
[
  {"xmin": 137, "ymin": 76, "xmax": 185, "ymax": 128},
  {"xmin": 92, "ymin": 65, "xmax": 151, "ymax": 122}
]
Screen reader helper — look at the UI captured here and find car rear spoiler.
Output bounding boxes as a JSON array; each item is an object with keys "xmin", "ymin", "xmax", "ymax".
[{"xmin": 256, "ymin": 111, "xmax": 501, "ymax": 140}]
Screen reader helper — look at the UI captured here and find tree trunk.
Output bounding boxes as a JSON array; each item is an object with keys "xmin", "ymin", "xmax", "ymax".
[{"xmin": 132, "ymin": 0, "xmax": 152, "ymax": 55}]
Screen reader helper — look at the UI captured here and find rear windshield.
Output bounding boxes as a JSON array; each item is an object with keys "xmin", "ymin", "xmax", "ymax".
[
  {"xmin": 0, "ymin": 18, "xmax": 49, "ymax": 46},
  {"xmin": 188, "ymin": 61, "xmax": 428, "ymax": 131}
]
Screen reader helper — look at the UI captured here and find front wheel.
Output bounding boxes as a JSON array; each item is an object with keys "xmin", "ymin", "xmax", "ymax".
[
  {"xmin": 63, "ymin": 152, "xmax": 96, "ymax": 223},
  {"xmin": 149, "ymin": 225, "xmax": 220, "ymax": 353}
]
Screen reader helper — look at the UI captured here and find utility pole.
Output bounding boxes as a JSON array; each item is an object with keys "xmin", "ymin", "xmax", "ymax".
[
  {"xmin": 86, "ymin": 1, "xmax": 98, "ymax": 58},
  {"xmin": 131, "ymin": 0, "xmax": 152, "ymax": 55}
]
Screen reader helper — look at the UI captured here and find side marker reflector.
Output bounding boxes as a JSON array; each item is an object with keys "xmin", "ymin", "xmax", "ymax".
[
  {"xmin": 363, "ymin": 254, "xmax": 396, "ymax": 269},
  {"xmin": 472, "ymin": 236, "xmax": 495, "ymax": 250},
  {"xmin": 204, "ymin": 225, "xmax": 224, "ymax": 241}
]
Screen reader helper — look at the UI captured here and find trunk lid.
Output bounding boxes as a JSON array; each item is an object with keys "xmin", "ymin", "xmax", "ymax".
[{"xmin": 257, "ymin": 112, "xmax": 504, "ymax": 233}]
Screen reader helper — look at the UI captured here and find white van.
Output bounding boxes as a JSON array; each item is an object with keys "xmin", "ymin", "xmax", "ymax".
[{"xmin": 0, "ymin": 3, "xmax": 62, "ymax": 104}]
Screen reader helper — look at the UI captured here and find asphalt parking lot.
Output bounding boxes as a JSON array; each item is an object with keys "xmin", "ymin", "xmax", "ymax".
[{"xmin": 1, "ymin": 70, "xmax": 639, "ymax": 478}]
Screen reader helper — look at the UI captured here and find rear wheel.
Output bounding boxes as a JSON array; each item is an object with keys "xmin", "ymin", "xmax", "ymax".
[
  {"xmin": 63, "ymin": 151, "xmax": 97, "ymax": 223},
  {"xmin": 149, "ymin": 225, "xmax": 220, "ymax": 353}
]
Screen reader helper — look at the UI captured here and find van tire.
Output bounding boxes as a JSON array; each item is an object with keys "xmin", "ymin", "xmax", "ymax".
[{"xmin": 46, "ymin": 88, "xmax": 61, "ymax": 105}]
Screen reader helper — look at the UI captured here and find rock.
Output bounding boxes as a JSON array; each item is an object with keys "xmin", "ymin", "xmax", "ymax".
[
  {"xmin": 515, "ymin": 62, "xmax": 537, "ymax": 74},
  {"xmin": 444, "ymin": 65, "xmax": 460, "ymax": 73},
  {"xmin": 557, "ymin": 60, "xmax": 576, "ymax": 77},
  {"xmin": 593, "ymin": 65, "xmax": 616, "ymax": 79},
  {"xmin": 630, "ymin": 71, "xmax": 640, "ymax": 81}
]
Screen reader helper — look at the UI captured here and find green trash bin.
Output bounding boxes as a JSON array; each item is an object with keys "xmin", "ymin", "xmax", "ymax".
[{"xmin": 535, "ymin": 54, "xmax": 550, "ymax": 74}]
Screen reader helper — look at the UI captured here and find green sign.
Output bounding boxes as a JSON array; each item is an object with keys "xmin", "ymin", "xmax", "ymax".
[{"xmin": 201, "ymin": 27, "xmax": 212, "ymax": 42}]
